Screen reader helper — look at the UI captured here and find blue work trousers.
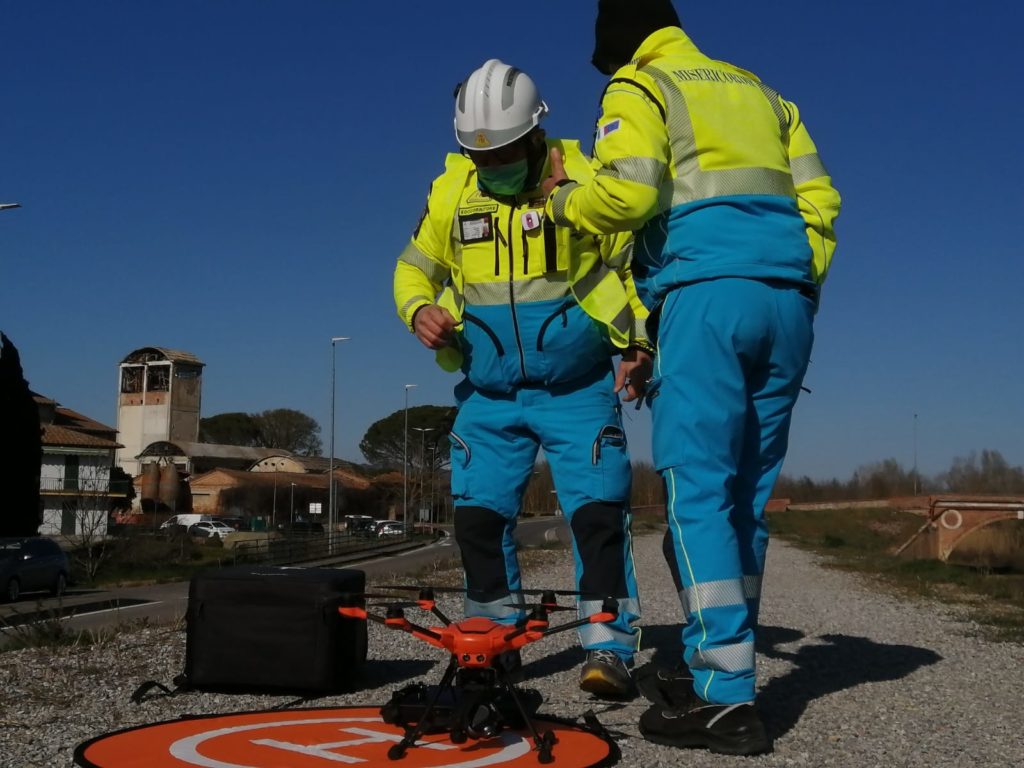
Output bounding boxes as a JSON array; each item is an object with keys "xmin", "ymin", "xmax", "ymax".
[
  {"xmin": 449, "ymin": 364, "xmax": 641, "ymax": 657},
  {"xmin": 651, "ymin": 278, "xmax": 814, "ymax": 704}
]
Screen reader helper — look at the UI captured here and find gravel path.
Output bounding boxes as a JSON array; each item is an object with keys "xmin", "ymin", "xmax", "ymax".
[{"xmin": 1, "ymin": 531, "xmax": 1021, "ymax": 767}]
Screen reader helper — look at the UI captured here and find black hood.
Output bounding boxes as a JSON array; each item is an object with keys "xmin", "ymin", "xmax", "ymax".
[{"xmin": 592, "ymin": 0, "xmax": 681, "ymax": 75}]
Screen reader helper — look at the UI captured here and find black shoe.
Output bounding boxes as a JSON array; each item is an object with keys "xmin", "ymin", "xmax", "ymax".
[
  {"xmin": 635, "ymin": 662, "xmax": 695, "ymax": 707},
  {"xmin": 639, "ymin": 698, "xmax": 771, "ymax": 756},
  {"xmin": 579, "ymin": 649, "xmax": 634, "ymax": 699}
]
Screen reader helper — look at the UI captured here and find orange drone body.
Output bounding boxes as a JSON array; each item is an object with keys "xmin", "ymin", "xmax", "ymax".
[{"xmin": 338, "ymin": 605, "xmax": 616, "ymax": 668}]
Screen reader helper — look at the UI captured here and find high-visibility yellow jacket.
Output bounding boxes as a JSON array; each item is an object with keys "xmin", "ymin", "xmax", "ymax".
[
  {"xmin": 394, "ymin": 140, "xmax": 651, "ymax": 394},
  {"xmin": 547, "ymin": 27, "xmax": 841, "ymax": 309}
]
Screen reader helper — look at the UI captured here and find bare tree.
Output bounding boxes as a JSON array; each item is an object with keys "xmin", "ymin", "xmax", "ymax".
[{"xmin": 55, "ymin": 462, "xmax": 120, "ymax": 583}]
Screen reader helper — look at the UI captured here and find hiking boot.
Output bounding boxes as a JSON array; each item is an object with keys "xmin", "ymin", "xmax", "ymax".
[
  {"xmin": 579, "ymin": 649, "xmax": 634, "ymax": 699},
  {"xmin": 639, "ymin": 698, "xmax": 771, "ymax": 756},
  {"xmin": 635, "ymin": 661, "xmax": 695, "ymax": 707}
]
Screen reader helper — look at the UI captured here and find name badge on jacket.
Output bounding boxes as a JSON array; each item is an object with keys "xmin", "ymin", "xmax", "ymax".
[{"xmin": 459, "ymin": 213, "xmax": 493, "ymax": 244}]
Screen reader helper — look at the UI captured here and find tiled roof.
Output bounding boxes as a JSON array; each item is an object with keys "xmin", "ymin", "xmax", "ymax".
[
  {"xmin": 138, "ymin": 441, "xmax": 291, "ymax": 461},
  {"xmin": 42, "ymin": 424, "xmax": 122, "ymax": 449},
  {"xmin": 189, "ymin": 467, "xmax": 372, "ymax": 491},
  {"xmin": 33, "ymin": 391, "xmax": 120, "ymax": 448},
  {"xmin": 54, "ymin": 406, "xmax": 116, "ymax": 435}
]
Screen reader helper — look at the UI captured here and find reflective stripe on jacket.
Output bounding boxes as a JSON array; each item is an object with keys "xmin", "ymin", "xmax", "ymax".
[
  {"xmin": 547, "ymin": 27, "xmax": 841, "ymax": 307},
  {"xmin": 394, "ymin": 140, "xmax": 650, "ymax": 392}
]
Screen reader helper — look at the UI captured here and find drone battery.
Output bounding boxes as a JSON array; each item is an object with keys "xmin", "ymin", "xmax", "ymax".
[{"xmin": 183, "ymin": 565, "xmax": 367, "ymax": 694}]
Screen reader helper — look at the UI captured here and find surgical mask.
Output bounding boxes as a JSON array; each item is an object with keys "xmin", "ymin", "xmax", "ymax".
[{"xmin": 477, "ymin": 159, "xmax": 529, "ymax": 196}]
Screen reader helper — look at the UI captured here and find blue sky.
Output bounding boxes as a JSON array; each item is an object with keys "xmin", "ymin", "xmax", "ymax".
[{"xmin": 3, "ymin": 1, "xmax": 1022, "ymax": 480}]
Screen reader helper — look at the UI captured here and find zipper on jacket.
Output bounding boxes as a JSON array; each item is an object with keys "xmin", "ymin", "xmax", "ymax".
[
  {"xmin": 493, "ymin": 224, "xmax": 502, "ymax": 276},
  {"xmin": 521, "ymin": 224, "xmax": 529, "ymax": 274},
  {"xmin": 506, "ymin": 206, "xmax": 528, "ymax": 380}
]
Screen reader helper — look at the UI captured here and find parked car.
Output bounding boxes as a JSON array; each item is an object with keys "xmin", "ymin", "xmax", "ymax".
[
  {"xmin": 343, "ymin": 515, "xmax": 377, "ymax": 537},
  {"xmin": 376, "ymin": 521, "xmax": 407, "ymax": 538},
  {"xmin": 0, "ymin": 537, "xmax": 70, "ymax": 602},
  {"xmin": 188, "ymin": 521, "xmax": 236, "ymax": 540},
  {"xmin": 160, "ymin": 514, "xmax": 213, "ymax": 531},
  {"xmin": 216, "ymin": 516, "xmax": 247, "ymax": 531}
]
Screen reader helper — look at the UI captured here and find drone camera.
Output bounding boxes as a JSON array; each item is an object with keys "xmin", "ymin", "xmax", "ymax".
[{"xmin": 465, "ymin": 700, "xmax": 504, "ymax": 739}]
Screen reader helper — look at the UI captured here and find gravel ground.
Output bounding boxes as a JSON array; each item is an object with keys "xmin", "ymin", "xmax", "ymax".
[{"xmin": 1, "ymin": 531, "xmax": 1021, "ymax": 768}]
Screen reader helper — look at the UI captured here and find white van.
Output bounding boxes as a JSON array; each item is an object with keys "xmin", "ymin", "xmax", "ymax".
[{"xmin": 159, "ymin": 514, "xmax": 213, "ymax": 530}]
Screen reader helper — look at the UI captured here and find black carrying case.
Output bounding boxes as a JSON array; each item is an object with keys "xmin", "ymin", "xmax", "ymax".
[{"xmin": 183, "ymin": 565, "xmax": 367, "ymax": 694}]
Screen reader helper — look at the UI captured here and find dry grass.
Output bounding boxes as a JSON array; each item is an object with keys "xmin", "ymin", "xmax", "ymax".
[{"xmin": 769, "ymin": 508, "xmax": 1024, "ymax": 642}]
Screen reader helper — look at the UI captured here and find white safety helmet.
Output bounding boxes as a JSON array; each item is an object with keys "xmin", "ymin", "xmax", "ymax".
[{"xmin": 454, "ymin": 59, "xmax": 549, "ymax": 151}]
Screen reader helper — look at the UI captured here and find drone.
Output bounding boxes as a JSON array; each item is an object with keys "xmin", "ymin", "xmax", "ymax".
[{"xmin": 339, "ymin": 585, "xmax": 619, "ymax": 763}]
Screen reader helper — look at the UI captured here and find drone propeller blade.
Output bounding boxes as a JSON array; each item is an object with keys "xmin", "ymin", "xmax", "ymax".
[
  {"xmin": 379, "ymin": 584, "xmax": 466, "ymax": 594},
  {"xmin": 345, "ymin": 592, "xmax": 417, "ymax": 601},
  {"xmin": 501, "ymin": 602, "xmax": 575, "ymax": 612},
  {"xmin": 510, "ymin": 587, "xmax": 611, "ymax": 598}
]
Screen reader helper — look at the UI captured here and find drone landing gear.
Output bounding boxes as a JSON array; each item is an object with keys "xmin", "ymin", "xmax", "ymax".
[{"xmin": 382, "ymin": 656, "xmax": 557, "ymax": 762}]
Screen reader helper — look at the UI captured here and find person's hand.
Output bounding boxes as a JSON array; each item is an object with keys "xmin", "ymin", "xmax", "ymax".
[
  {"xmin": 614, "ymin": 348, "xmax": 653, "ymax": 402},
  {"xmin": 541, "ymin": 148, "xmax": 569, "ymax": 198},
  {"xmin": 413, "ymin": 305, "xmax": 457, "ymax": 350}
]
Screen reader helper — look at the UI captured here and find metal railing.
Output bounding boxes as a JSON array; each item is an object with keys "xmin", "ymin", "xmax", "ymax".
[
  {"xmin": 226, "ymin": 530, "xmax": 435, "ymax": 567},
  {"xmin": 39, "ymin": 476, "xmax": 108, "ymax": 494}
]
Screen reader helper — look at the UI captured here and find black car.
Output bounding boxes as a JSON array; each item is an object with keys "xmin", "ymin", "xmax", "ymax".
[{"xmin": 0, "ymin": 537, "xmax": 71, "ymax": 602}]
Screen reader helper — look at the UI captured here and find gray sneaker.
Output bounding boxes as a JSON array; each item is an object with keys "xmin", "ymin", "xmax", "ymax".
[{"xmin": 579, "ymin": 649, "xmax": 634, "ymax": 699}]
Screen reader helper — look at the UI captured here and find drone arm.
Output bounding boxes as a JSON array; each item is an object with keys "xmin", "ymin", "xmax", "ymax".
[
  {"xmin": 430, "ymin": 605, "xmax": 453, "ymax": 626},
  {"xmin": 338, "ymin": 606, "xmax": 445, "ymax": 648},
  {"xmin": 538, "ymin": 611, "xmax": 617, "ymax": 638}
]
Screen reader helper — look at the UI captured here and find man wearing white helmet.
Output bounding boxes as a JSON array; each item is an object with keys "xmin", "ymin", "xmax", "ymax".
[{"xmin": 394, "ymin": 59, "xmax": 653, "ymax": 697}]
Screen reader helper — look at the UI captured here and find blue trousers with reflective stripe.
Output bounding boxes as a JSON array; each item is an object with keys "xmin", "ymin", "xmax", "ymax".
[
  {"xmin": 651, "ymin": 278, "xmax": 814, "ymax": 704},
  {"xmin": 449, "ymin": 364, "xmax": 641, "ymax": 657}
]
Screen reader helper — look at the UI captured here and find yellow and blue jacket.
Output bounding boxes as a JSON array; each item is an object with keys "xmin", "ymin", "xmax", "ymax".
[
  {"xmin": 547, "ymin": 27, "xmax": 841, "ymax": 309},
  {"xmin": 394, "ymin": 140, "xmax": 651, "ymax": 394}
]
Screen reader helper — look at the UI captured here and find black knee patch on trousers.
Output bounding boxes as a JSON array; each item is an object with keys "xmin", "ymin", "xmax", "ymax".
[
  {"xmin": 454, "ymin": 506, "xmax": 511, "ymax": 603},
  {"xmin": 570, "ymin": 501, "xmax": 628, "ymax": 598}
]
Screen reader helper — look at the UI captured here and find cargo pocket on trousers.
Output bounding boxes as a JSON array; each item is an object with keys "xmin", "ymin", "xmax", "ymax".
[
  {"xmin": 448, "ymin": 431, "xmax": 471, "ymax": 500},
  {"xmin": 592, "ymin": 424, "xmax": 630, "ymax": 501}
]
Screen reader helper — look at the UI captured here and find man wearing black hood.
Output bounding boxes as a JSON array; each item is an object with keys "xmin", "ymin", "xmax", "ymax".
[{"xmin": 543, "ymin": 0, "xmax": 841, "ymax": 756}]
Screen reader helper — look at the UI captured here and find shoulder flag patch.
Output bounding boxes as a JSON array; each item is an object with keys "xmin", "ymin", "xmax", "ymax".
[{"xmin": 597, "ymin": 119, "xmax": 621, "ymax": 140}]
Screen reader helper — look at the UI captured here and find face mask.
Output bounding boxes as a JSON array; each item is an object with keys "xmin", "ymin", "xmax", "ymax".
[{"xmin": 478, "ymin": 159, "xmax": 529, "ymax": 196}]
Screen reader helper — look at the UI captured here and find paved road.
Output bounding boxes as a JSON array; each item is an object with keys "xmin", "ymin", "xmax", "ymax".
[{"xmin": 0, "ymin": 517, "xmax": 568, "ymax": 641}]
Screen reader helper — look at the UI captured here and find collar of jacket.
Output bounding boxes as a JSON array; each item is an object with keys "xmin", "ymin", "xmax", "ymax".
[{"xmin": 621, "ymin": 26, "xmax": 703, "ymax": 71}]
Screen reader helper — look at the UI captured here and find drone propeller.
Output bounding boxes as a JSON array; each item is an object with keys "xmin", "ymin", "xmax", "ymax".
[
  {"xmin": 382, "ymin": 584, "xmax": 607, "ymax": 600},
  {"xmin": 380, "ymin": 584, "xmax": 465, "ymax": 595},
  {"xmin": 344, "ymin": 592, "xmax": 423, "ymax": 601},
  {"xmin": 366, "ymin": 600, "xmax": 422, "ymax": 609},
  {"xmin": 501, "ymin": 602, "xmax": 575, "ymax": 612}
]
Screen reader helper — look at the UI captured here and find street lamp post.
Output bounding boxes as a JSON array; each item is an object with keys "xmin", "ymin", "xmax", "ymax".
[
  {"xmin": 329, "ymin": 336, "xmax": 351, "ymax": 534},
  {"xmin": 913, "ymin": 413, "xmax": 919, "ymax": 496},
  {"xmin": 290, "ymin": 483, "xmax": 297, "ymax": 524},
  {"xmin": 412, "ymin": 427, "xmax": 435, "ymax": 524},
  {"xmin": 428, "ymin": 443, "xmax": 437, "ymax": 524},
  {"xmin": 403, "ymin": 384, "xmax": 417, "ymax": 530}
]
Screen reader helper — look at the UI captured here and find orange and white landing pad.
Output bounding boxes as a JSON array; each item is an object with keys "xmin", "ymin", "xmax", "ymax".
[{"xmin": 74, "ymin": 705, "xmax": 618, "ymax": 768}]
